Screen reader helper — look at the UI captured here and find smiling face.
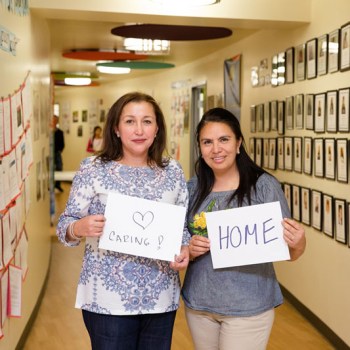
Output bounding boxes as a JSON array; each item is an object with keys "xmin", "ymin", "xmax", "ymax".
[
  {"xmin": 115, "ymin": 101, "xmax": 158, "ymax": 165},
  {"xmin": 199, "ymin": 121, "xmax": 242, "ymax": 176}
]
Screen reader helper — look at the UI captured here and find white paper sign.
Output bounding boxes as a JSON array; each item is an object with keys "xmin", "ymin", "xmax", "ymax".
[
  {"xmin": 99, "ymin": 193, "xmax": 186, "ymax": 262},
  {"xmin": 206, "ymin": 201, "xmax": 290, "ymax": 269}
]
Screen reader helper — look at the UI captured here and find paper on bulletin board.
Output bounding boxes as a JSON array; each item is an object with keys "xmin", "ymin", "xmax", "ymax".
[
  {"xmin": 99, "ymin": 193, "xmax": 186, "ymax": 262},
  {"xmin": 206, "ymin": 201, "xmax": 290, "ymax": 269}
]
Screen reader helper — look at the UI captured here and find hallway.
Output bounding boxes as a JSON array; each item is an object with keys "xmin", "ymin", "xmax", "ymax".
[{"xmin": 22, "ymin": 183, "xmax": 334, "ymax": 350}]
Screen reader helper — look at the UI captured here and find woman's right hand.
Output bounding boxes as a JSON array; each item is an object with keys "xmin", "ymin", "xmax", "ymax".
[
  {"xmin": 189, "ymin": 235, "xmax": 210, "ymax": 260},
  {"xmin": 69, "ymin": 215, "xmax": 106, "ymax": 240}
]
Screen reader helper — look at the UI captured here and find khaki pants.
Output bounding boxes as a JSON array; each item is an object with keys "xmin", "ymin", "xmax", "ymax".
[{"xmin": 185, "ymin": 306, "xmax": 274, "ymax": 350}]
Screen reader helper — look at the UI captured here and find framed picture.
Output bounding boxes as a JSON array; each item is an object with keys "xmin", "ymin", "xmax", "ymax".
[
  {"xmin": 285, "ymin": 96, "xmax": 294, "ymax": 130},
  {"xmin": 335, "ymin": 199, "xmax": 347, "ymax": 244},
  {"xmin": 296, "ymin": 44, "xmax": 306, "ymax": 81},
  {"xmin": 224, "ymin": 55, "xmax": 241, "ymax": 118},
  {"xmin": 263, "ymin": 138, "xmax": 269, "ymax": 168},
  {"xmin": 314, "ymin": 138, "xmax": 324, "ymax": 178},
  {"xmin": 314, "ymin": 93, "xmax": 326, "ymax": 133},
  {"xmin": 249, "ymin": 138, "xmax": 255, "ymax": 161},
  {"xmin": 295, "ymin": 94, "xmax": 304, "ymax": 129},
  {"xmin": 325, "ymin": 138, "xmax": 336, "ymax": 180},
  {"xmin": 323, "ymin": 194, "xmax": 334, "ymax": 238},
  {"xmin": 326, "ymin": 90, "xmax": 337, "ymax": 132},
  {"xmin": 292, "ymin": 185, "xmax": 301, "ymax": 221},
  {"xmin": 255, "ymin": 138, "xmax": 263, "ymax": 167},
  {"xmin": 277, "ymin": 51, "xmax": 286, "ymax": 85},
  {"xmin": 277, "ymin": 137, "xmax": 284, "ymax": 170},
  {"xmin": 336, "ymin": 139, "xmax": 348, "ymax": 183},
  {"xmin": 311, "ymin": 190, "xmax": 322, "ymax": 231},
  {"xmin": 277, "ymin": 100, "xmax": 285, "ymax": 135},
  {"xmin": 284, "ymin": 137, "xmax": 293, "ymax": 171},
  {"xmin": 328, "ymin": 29, "xmax": 340, "ymax": 73},
  {"xmin": 270, "ymin": 100, "xmax": 278, "ymax": 130},
  {"xmin": 301, "ymin": 187, "xmax": 311, "ymax": 226},
  {"xmin": 293, "ymin": 137, "xmax": 302, "ymax": 173},
  {"xmin": 303, "ymin": 137, "xmax": 313, "ymax": 175},
  {"xmin": 348, "ymin": 203, "xmax": 350, "ymax": 248},
  {"xmin": 340, "ymin": 22, "xmax": 350, "ymax": 71},
  {"xmin": 338, "ymin": 88, "xmax": 350, "ymax": 132},
  {"xmin": 286, "ymin": 47, "xmax": 294, "ymax": 83},
  {"xmin": 250, "ymin": 105, "xmax": 256, "ymax": 133},
  {"xmin": 283, "ymin": 183, "xmax": 292, "ymax": 214},
  {"xmin": 257, "ymin": 104, "xmax": 264, "ymax": 132},
  {"xmin": 305, "ymin": 94, "xmax": 314, "ymax": 130},
  {"xmin": 268, "ymin": 138, "xmax": 276, "ymax": 170},
  {"xmin": 264, "ymin": 102, "xmax": 270, "ymax": 132},
  {"xmin": 317, "ymin": 34, "xmax": 328, "ymax": 75},
  {"xmin": 306, "ymin": 38, "xmax": 317, "ymax": 79}
]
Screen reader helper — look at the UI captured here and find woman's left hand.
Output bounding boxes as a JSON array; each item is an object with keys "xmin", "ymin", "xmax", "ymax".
[
  {"xmin": 282, "ymin": 218, "xmax": 306, "ymax": 261},
  {"xmin": 170, "ymin": 245, "xmax": 189, "ymax": 271}
]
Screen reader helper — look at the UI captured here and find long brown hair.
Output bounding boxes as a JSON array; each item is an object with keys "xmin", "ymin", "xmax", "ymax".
[{"xmin": 97, "ymin": 92, "xmax": 168, "ymax": 167}]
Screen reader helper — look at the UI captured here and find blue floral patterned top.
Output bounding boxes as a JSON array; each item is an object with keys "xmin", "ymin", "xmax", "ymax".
[{"xmin": 57, "ymin": 156, "xmax": 190, "ymax": 315}]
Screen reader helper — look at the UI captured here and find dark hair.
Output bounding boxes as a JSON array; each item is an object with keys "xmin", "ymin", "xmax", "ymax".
[
  {"xmin": 190, "ymin": 107, "xmax": 266, "ymax": 214},
  {"xmin": 92, "ymin": 126, "xmax": 102, "ymax": 139},
  {"xmin": 97, "ymin": 92, "xmax": 168, "ymax": 167}
]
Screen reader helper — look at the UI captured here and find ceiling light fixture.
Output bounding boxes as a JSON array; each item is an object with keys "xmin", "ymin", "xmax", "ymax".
[
  {"xmin": 96, "ymin": 65, "xmax": 131, "ymax": 74},
  {"xmin": 150, "ymin": 0, "xmax": 220, "ymax": 5},
  {"xmin": 96, "ymin": 61, "xmax": 175, "ymax": 70},
  {"xmin": 123, "ymin": 38, "xmax": 170, "ymax": 55},
  {"xmin": 64, "ymin": 77, "xmax": 92, "ymax": 86}
]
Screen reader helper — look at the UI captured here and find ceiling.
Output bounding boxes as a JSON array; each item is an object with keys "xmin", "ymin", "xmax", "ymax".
[{"xmin": 29, "ymin": 0, "xmax": 311, "ymax": 86}]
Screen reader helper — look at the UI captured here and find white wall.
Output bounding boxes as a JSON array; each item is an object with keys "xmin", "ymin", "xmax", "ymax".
[
  {"xmin": 0, "ymin": 8, "xmax": 52, "ymax": 350},
  {"xmin": 55, "ymin": 0, "xmax": 350, "ymax": 346}
]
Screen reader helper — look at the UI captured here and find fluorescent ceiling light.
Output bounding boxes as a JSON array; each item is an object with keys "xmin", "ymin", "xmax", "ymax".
[
  {"xmin": 150, "ymin": 0, "xmax": 219, "ymax": 5},
  {"xmin": 64, "ymin": 77, "xmax": 92, "ymax": 86},
  {"xmin": 96, "ymin": 65, "xmax": 131, "ymax": 74},
  {"xmin": 124, "ymin": 38, "xmax": 170, "ymax": 55}
]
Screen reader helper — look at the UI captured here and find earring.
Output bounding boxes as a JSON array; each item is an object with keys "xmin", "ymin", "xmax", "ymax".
[
  {"xmin": 154, "ymin": 134, "xmax": 157, "ymax": 138},
  {"xmin": 116, "ymin": 132, "xmax": 120, "ymax": 137},
  {"xmin": 237, "ymin": 149, "xmax": 240, "ymax": 154}
]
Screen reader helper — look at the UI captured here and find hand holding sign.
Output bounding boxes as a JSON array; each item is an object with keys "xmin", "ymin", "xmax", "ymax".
[{"xmin": 98, "ymin": 193, "xmax": 186, "ymax": 262}]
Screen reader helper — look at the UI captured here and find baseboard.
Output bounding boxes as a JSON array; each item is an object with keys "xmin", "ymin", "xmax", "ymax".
[
  {"xmin": 281, "ymin": 285, "xmax": 349, "ymax": 350},
  {"xmin": 15, "ymin": 245, "xmax": 52, "ymax": 350}
]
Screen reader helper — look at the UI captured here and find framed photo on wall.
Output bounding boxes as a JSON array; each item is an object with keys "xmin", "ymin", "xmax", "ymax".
[
  {"xmin": 283, "ymin": 183, "xmax": 292, "ymax": 214},
  {"xmin": 306, "ymin": 38, "xmax": 317, "ymax": 79},
  {"xmin": 277, "ymin": 100, "xmax": 285, "ymax": 135},
  {"xmin": 249, "ymin": 138, "xmax": 255, "ymax": 161},
  {"xmin": 305, "ymin": 94, "xmax": 314, "ymax": 130},
  {"xmin": 296, "ymin": 44, "xmax": 306, "ymax": 81},
  {"xmin": 340, "ymin": 22, "xmax": 350, "ymax": 71},
  {"xmin": 323, "ymin": 194, "xmax": 334, "ymax": 238},
  {"xmin": 224, "ymin": 55, "xmax": 241, "ymax": 118},
  {"xmin": 263, "ymin": 138, "xmax": 269, "ymax": 168},
  {"xmin": 311, "ymin": 190, "xmax": 322, "ymax": 231},
  {"xmin": 264, "ymin": 102, "xmax": 270, "ymax": 132},
  {"xmin": 270, "ymin": 100, "xmax": 278, "ymax": 130},
  {"xmin": 336, "ymin": 139, "xmax": 348, "ymax": 183},
  {"xmin": 303, "ymin": 137, "xmax": 313, "ymax": 175},
  {"xmin": 317, "ymin": 34, "xmax": 328, "ymax": 75},
  {"xmin": 250, "ymin": 105, "xmax": 256, "ymax": 133},
  {"xmin": 257, "ymin": 104, "xmax": 264, "ymax": 132},
  {"xmin": 295, "ymin": 94, "xmax": 304, "ymax": 129},
  {"xmin": 335, "ymin": 199, "xmax": 347, "ymax": 244},
  {"xmin": 314, "ymin": 93, "xmax": 326, "ymax": 133},
  {"xmin": 268, "ymin": 138, "xmax": 276, "ymax": 170},
  {"xmin": 326, "ymin": 90, "xmax": 337, "ymax": 132},
  {"xmin": 301, "ymin": 187, "xmax": 311, "ymax": 226},
  {"xmin": 338, "ymin": 88, "xmax": 350, "ymax": 132},
  {"xmin": 284, "ymin": 137, "xmax": 293, "ymax": 171},
  {"xmin": 255, "ymin": 138, "xmax": 263, "ymax": 167},
  {"xmin": 314, "ymin": 138, "xmax": 324, "ymax": 178},
  {"xmin": 293, "ymin": 137, "xmax": 302, "ymax": 173},
  {"xmin": 277, "ymin": 137, "xmax": 284, "ymax": 170},
  {"xmin": 325, "ymin": 138, "xmax": 336, "ymax": 180},
  {"xmin": 285, "ymin": 96, "xmax": 294, "ymax": 130},
  {"xmin": 292, "ymin": 185, "xmax": 301, "ymax": 221},
  {"xmin": 328, "ymin": 29, "xmax": 340, "ymax": 73},
  {"xmin": 286, "ymin": 47, "xmax": 295, "ymax": 84}
]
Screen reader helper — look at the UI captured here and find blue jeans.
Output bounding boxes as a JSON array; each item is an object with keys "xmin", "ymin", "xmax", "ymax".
[{"xmin": 82, "ymin": 310, "xmax": 177, "ymax": 350}]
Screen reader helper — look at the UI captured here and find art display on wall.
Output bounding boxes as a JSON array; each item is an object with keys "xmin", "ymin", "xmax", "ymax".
[{"xmin": 224, "ymin": 54, "xmax": 241, "ymax": 120}]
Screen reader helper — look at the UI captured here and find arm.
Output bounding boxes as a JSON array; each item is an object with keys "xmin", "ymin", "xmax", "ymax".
[{"xmin": 282, "ymin": 218, "xmax": 306, "ymax": 261}]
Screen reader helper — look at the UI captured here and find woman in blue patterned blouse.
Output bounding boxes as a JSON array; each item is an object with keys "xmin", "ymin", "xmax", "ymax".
[
  {"xmin": 57, "ymin": 92, "xmax": 190, "ymax": 350},
  {"xmin": 181, "ymin": 108, "xmax": 306, "ymax": 350}
]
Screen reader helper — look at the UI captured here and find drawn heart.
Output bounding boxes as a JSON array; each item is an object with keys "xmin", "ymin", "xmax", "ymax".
[{"xmin": 132, "ymin": 211, "xmax": 154, "ymax": 230}]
